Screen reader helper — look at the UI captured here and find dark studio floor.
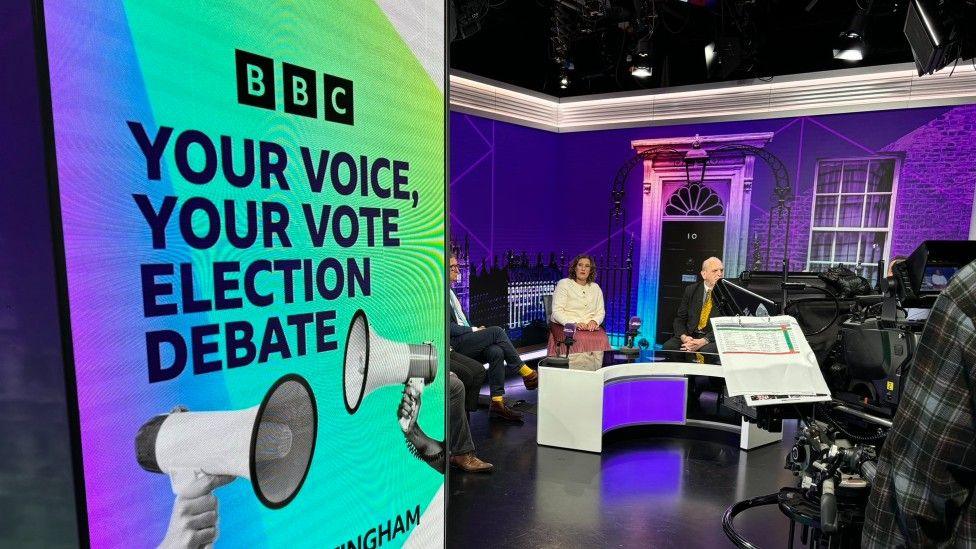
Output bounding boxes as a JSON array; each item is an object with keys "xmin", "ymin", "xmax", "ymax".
[{"xmin": 447, "ymin": 379, "xmax": 802, "ymax": 549}]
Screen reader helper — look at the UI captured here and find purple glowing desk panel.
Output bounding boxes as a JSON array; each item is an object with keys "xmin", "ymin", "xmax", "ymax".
[{"xmin": 602, "ymin": 377, "xmax": 688, "ymax": 432}]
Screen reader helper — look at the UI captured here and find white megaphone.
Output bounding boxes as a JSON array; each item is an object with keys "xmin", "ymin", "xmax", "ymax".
[
  {"xmin": 135, "ymin": 374, "xmax": 317, "ymax": 509},
  {"xmin": 342, "ymin": 309, "xmax": 437, "ymax": 426}
]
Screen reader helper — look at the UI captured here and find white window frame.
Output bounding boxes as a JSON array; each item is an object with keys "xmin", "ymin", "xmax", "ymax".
[{"xmin": 806, "ymin": 156, "xmax": 901, "ymax": 279}]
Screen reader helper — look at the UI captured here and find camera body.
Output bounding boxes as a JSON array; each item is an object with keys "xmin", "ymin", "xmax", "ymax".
[
  {"xmin": 779, "ymin": 240, "xmax": 976, "ymax": 540},
  {"xmin": 827, "ymin": 313, "xmax": 918, "ymax": 417},
  {"xmin": 724, "ymin": 241, "xmax": 976, "ymax": 544}
]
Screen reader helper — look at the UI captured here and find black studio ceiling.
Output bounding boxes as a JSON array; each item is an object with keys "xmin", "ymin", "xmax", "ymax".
[{"xmin": 450, "ymin": 0, "xmax": 919, "ymax": 97}]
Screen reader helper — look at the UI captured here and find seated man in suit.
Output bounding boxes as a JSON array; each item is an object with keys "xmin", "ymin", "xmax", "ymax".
[
  {"xmin": 661, "ymin": 256, "xmax": 726, "ymax": 360},
  {"xmin": 449, "ymin": 254, "xmax": 537, "ymax": 422}
]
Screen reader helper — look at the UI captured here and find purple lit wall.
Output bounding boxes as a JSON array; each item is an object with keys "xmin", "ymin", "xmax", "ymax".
[
  {"xmin": 450, "ymin": 104, "xmax": 976, "ymax": 340},
  {"xmin": 883, "ymin": 106, "xmax": 976, "ymax": 257},
  {"xmin": 450, "ymin": 113, "xmax": 559, "ymax": 265}
]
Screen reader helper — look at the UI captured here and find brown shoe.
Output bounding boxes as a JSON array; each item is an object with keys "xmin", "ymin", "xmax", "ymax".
[
  {"xmin": 522, "ymin": 369, "xmax": 538, "ymax": 390},
  {"xmin": 489, "ymin": 400, "xmax": 524, "ymax": 422},
  {"xmin": 450, "ymin": 452, "xmax": 494, "ymax": 473}
]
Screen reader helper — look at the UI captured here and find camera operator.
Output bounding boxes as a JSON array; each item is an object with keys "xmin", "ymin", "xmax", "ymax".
[{"xmin": 862, "ymin": 260, "xmax": 976, "ymax": 547}]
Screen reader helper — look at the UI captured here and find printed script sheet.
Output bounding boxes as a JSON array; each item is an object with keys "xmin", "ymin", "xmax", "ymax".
[{"xmin": 711, "ymin": 315, "xmax": 831, "ymax": 405}]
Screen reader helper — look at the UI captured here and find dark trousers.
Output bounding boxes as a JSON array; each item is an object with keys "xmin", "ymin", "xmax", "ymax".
[
  {"xmin": 449, "ymin": 373, "xmax": 474, "ymax": 455},
  {"xmin": 449, "ymin": 350, "xmax": 486, "ymax": 412},
  {"xmin": 453, "ymin": 326, "xmax": 524, "ymax": 397}
]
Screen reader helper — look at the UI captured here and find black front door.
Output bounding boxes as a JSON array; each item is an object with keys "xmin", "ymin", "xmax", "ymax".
[{"xmin": 656, "ymin": 220, "xmax": 724, "ymax": 343}]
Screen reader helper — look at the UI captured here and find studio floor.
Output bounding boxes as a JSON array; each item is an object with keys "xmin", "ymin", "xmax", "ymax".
[{"xmin": 447, "ymin": 382, "xmax": 801, "ymax": 548}]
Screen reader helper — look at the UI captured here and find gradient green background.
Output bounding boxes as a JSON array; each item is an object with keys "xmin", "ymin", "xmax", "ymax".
[{"xmin": 42, "ymin": 1, "xmax": 445, "ymax": 546}]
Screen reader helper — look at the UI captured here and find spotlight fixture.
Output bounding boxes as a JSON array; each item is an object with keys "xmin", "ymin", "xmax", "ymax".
[
  {"xmin": 630, "ymin": 64, "xmax": 652, "ymax": 78},
  {"xmin": 833, "ymin": 0, "xmax": 872, "ymax": 62},
  {"xmin": 631, "ymin": 36, "xmax": 652, "ymax": 78},
  {"xmin": 558, "ymin": 66, "xmax": 570, "ymax": 89}
]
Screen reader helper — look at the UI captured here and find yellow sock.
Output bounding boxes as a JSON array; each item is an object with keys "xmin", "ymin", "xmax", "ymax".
[
  {"xmin": 518, "ymin": 365, "xmax": 534, "ymax": 377},
  {"xmin": 491, "ymin": 396, "xmax": 504, "ymax": 404}
]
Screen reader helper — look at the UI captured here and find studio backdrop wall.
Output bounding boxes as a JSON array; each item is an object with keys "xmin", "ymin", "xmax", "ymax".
[
  {"xmin": 37, "ymin": 1, "xmax": 446, "ymax": 547},
  {"xmin": 450, "ymin": 104, "xmax": 976, "ymax": 345}
]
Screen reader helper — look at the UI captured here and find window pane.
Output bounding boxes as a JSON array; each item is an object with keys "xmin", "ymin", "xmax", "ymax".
[
  {"xmin": 810, "ymin": 232, "xmax": 833, "ymax": 262},
  {"xmin": 867, "ymin": 160, "xmax": 894, "ymax": 192},
  {"xmin": 842, "ymin": 161, "xmax": 867, "ymax": 193},
  {"xmin": 817, "ymin": 162, "xmax": 842, "ymax": 193},
  {"xmin": 839, "ymin": 195, "xmax": 864, "ymax": 227},
  {"xmin": 860, "ymin": 264, "xmax": 878, "ymax": 283},
  {"xmin": 859, "ymin": 232, "xmax": 886, "ymax": 263},
  {"xmin": 863, "ymin": 195, "xmax": 891, "ymax": 227},
  {"xmin": 814, "ymin": 196, "xmax": 838, "ymax": 227},
  {"xmin": 808, "ymin": 262, "xmax": 831, "ymax": 273},
  {"xmin": 835, "ymin": 232, "xmax": 859, "ymax": 263}
]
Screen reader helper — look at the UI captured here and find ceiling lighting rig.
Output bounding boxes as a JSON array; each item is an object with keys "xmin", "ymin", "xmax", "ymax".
[
  {"xmin": 629, "ymin": 0, "xmax": 657, "ymax": 79},
  {"xmin": 705, "ymin": 0, "xmax": 762, "ymax": 81}
]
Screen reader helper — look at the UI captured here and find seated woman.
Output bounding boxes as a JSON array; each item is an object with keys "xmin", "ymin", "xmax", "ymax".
[{"xmin": 547, "ymin": 254, "xmax": 612, "ymax": 356}]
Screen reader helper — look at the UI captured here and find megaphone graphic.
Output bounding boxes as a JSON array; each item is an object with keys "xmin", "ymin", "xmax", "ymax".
[
  {"xmin": 342, "ymin": 309, "xmax": 437, "ymax": 417},
  {"xmin": 135, "ymin": 374, "xmax": 317, "ymax": 509}
]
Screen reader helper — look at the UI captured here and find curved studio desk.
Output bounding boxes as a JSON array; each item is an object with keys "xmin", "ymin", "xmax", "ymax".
[{"xmin": 537, "ymin": 358, "xmax": 783, "ymax": 453}]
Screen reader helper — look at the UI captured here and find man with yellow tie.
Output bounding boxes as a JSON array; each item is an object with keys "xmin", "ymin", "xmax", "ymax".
[{"xmin": 661, "ymin": 257, "xmax": 725, "ymax": 360}]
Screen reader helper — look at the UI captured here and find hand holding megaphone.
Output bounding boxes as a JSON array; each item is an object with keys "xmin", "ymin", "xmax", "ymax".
[
  {"xmin": 397, "ymin": 378, "xmax": 425, "ymax": 433},
  {"xmin": 136, "ymin": 374, "xmax": 317, "ymax": 518},
  {"xmin": 159, "ymin": 473, "xmax": 233, "ymax": 549},
  {"xmin": 343, "ymin": 310, "xmax": 437, "ymax": 415},
  {"xmin": 396, "ymin": 379, "xmax": 445, "ymax": 473}
]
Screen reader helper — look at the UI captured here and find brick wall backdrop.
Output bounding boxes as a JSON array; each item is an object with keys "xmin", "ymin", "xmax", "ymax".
[
  {"xmin": 884, "ymin": 105, "xmax": 976, "ymax": 257},
  {"xmin": 746, "ymin": 105, "xmax": 976, "ymax": 271}
]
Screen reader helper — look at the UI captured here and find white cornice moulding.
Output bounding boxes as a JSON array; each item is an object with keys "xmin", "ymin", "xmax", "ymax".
[{"xmin": 449, "ymin": 62, "xmax": 976, "ymax": 133}]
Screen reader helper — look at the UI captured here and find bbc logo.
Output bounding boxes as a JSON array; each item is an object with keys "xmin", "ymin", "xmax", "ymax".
[{"xmin": 235, "ymin": 49, "xmax": 354, "ymax": 125}]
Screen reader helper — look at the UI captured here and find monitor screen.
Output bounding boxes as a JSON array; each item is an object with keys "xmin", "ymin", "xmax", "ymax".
[{"xmin": 920, "ymin": 265, "xmax": 958, "ymax": 292}]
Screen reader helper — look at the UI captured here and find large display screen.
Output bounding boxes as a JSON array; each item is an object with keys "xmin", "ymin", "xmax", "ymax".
[{"xmin": 37, "ymin": 2, "xmax": 445, "ymax": 546}]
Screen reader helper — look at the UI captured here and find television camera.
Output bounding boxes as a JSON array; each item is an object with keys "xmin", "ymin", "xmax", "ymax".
[{"xmin": 722, "ymin": 240, "xmax": 976, "ymax": 548}]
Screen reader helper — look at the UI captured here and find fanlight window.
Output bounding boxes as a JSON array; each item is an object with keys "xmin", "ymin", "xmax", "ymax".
[{"xmin": 665, "ymin": 183, "xmax": 724, "ymax": 216}]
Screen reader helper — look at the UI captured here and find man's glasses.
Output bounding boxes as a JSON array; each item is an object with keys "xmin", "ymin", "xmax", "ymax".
[{"xmin": 449, "ymin": 264, "xmax": 460, "ymax": 271}]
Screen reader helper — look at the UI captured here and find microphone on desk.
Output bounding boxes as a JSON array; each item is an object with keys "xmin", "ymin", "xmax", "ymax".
[
  {"xmin": 562, "ymin": 323, "xmax": 577, "ymax": 357},
  {"xmin": 619, "ymin": 316, "xmax": 642, "ymax": 357}
]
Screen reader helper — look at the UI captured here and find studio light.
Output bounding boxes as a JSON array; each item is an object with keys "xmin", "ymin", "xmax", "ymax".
[
  {"xmin": 833, "ymin": 1, "xmax": 872, "ymax": 62},
  {"xmin": 631, "ymin": 64, "xmax": 652, "ymax": 78},
  {"xmin": 558, "ymin": 61, "xmax": 573, "ymax": 89},
  {"xmin": 833, "ymin": 32, "xmax": 866, "ymax": 61},
  {"xmin": 704, "ymin": 41, "xmax": 716, "ymax": 68},
  {"xmin": 631, "ymin": 35, "xmax": 652, "ymax": 78},
  {"xmin": 559, "ymin": 71, "xmax": 570, "ymax": 89},
  {"xmin": 904, "ymin": 0, "xmax": 975, "ymax": 76}
]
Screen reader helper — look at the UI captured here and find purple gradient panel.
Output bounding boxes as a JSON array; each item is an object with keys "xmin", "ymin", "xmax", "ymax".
[
  {"xmin": 450, "ymin": 112, "xmax": 558, "ymax": 264},
  {"xmin": 600, "ymin": 448, "xmax": 683, "ymax": 498},
  {"xmin": 602, "ymin": 377, "xmax": 687, "ymax": 432}
]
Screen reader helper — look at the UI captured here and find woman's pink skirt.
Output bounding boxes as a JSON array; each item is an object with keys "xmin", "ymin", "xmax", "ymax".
[{"xmin": 547, "ymin": 322, "xmax": 612, "ymax": 356}]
